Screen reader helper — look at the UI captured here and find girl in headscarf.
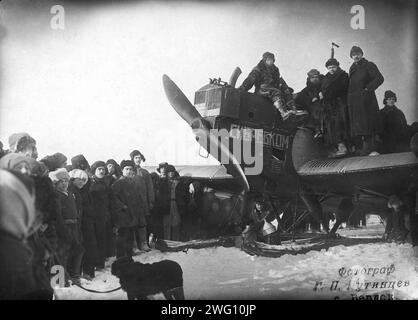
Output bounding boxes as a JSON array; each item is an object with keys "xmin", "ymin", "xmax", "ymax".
[{"xmin": 0, "ymin": 153, "xmax": 32, "ymax": 175}]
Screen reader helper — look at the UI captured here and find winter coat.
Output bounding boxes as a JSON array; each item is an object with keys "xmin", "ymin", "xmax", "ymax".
[
  {"xmin": 0, "ymin": 232, "xmax": 39, "ymax": 299},
  {"xmin": 240, "ymin": 60, "xmax": 291, "ymax": 94},
  {"xmin": 173, "ymin": 178, "xmax": 191, "ymax": 217},
  {"xmin": 56, "ymin": 190, "xmax": 79, "ymax": 222},
  {"xmin": 294, "ymin": 76, "xmax": 325, "ymax": 128},
  {"xmin": 89, "ymin": 176, "xmax": 115, "ymax": 222},
  {"xmin": 111, "ymin": 176, "xmax": 145, "ymax": 228},
  {"xmin": 32, "ymin": 175, "xmax": 59, "ymax": 251},
  {"xmin": 321, "ymin": 68, "xmax": 350, "ymax": 145},
  {"xmin": 133, "ymin": 167, "xmax": 155, "ymax": 216},
  {"xmin": 154, "ymin": 177, "xmax": 171, "ymax": 217},
  {"xmin": 347, "ymin": 58, "xmax": 384, "ymax": 137},
  {"xmin": 378, "ymin": 105, "xmax": 409, "ymax": 153},
  {"xmin": 78, "ymin": 179, "xmax": 95, "ymax": 219},
  {"xmin": 155, "ymin": 178, "xmax": 190, "ymax": 218}
]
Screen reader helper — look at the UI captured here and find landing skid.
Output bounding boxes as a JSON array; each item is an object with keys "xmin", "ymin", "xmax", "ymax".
[{"xmin": 153, "ymin": 234, "xmax": 382, "ymax": 257}]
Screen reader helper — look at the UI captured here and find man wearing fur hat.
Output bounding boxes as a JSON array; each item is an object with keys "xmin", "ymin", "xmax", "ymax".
[
  {"xmin": 347, "ymin": 46, "xmax": 384, "ymax": 155},
  {"xmin": 130, "ymin": 150, "xmax": 154, "ymax": 252},
  {"xmin": 89, "ymin": 161, "xmax": 116, "ymax": 270},
  {"xmin": 239, "ymin": 52, "xmax": 295, "ymax": 120},
  {"xmin": 71, "ymin": 154, "xmax": 90, "ymax": 173},
  {"xmin": 111, "ymin": 160, "xmax": 146, "ymax": 258},
  {"xmin": 377, "ymin": 90, "xmax": 409, "ymax": 154},
  {"xmin": 321, "ymin": 58, "xmax": 350, "ymax": 157},
  {"xmin": 49, "ymin": 168, "xmax": 84, "ymax": 285},
  {"xmin": 294, "ymin": 69, "xmax": 325, "ymax": 137},
  {"xmin": 40, "ymin": 152, "xmax": 67, "ymax": 172}
]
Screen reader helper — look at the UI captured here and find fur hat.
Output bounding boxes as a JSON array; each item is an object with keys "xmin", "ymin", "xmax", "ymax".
[
  {"xmin": 166, "ymin": 164, "xmax": 179, "ymax": 177},
  {"xmin": 325, "ymin": 58, "xmax": 340, "ymax": 68},
  {"xmin": 0, "ymin": 153, "xmax": 31, "ymax": 172},
  {"xmin": 8, "ymin": 133, "xmax": 36, "ymax": 153},
  {"xmin": 120, "ymin": 160, "xmax": 134, "ymax": 170},
  {"xmin": 106, "ymin": 159, "xmax": 118, "ymax": 167},
  {"xmin": 262, "ymin": 52, "xmax": 275, "ymax": 62},
  {"xmin": 307, "ymin": 69, "xmax": 320, "ymax": 77},
  {"xmin": 71, "ymin": 154, "xmax": 90, "ymax": 171},
  {"xmin": 130, "ymin": 150, "xmax": 146, "ymax": 162},
  {"xmin": 157, "ymin": 162, "xmax": 169, "ymax": 173},
  {"xmin": 91, "ymin": 161, "xmax": 107, "ymax": 176},
  {"xmin": 0, "ymin": 169, "xmax": 36, "ymax": 240},
  {"xmin": 350, "ymin": 45, "xmax": 363, "ymax": 57},
  {"xmin": 106, "ymin": 159, "xmax": 122, "ymax": 177},
  {"xmin": 49, "ymin": 168, "xmax": 70, "ymax": 183},
  {"xmin": 26, "ymin": 158, "xmax": 49, "ymax": 177},
  {"xmin": 69, "ymin": 169, "xmax": 88, "ymax": 181},
  {"xmin": 40, "ymin": 152, "xmax": 67, "ymax": 172},
  {"xmin": 383, "ymin": 90, "xmax": 397, "ymax": 104}
]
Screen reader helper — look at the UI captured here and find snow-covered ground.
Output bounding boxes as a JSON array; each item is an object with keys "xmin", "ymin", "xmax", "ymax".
[{"xmin": 55, "ymin": 222, "xmax": 418, "ymax": 300}]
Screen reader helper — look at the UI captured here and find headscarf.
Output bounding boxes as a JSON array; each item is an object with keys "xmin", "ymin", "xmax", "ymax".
[{"xmin": 0, "ymin": 153, "xmax": 31, "ymax": 172}]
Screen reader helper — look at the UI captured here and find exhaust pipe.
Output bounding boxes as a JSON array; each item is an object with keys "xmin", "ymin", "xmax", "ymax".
[{"xmin": 228, "ymin": 67, "xmax": 242, "ymax": 88}]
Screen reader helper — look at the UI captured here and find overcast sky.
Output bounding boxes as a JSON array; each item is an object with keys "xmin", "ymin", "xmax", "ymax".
[{"xmin": 0, "ymin": 0, "xmax": 416, "ymax": 165}]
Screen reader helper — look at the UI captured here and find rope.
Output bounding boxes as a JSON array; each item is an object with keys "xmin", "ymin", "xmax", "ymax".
[{"xmin": 73, "ymin": 283, "xmax": 122, "ymax": 294}]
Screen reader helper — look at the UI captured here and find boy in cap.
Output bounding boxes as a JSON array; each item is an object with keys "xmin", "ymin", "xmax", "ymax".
[
  {"xmin": 49, "ymin": 168, "xmax": 84, "ymax": 285},
  {"xmin": 347, "ymin": 45, "xmax": 384, "ymax": 155},
  {"xmin": 111, "ymin": 160, "xmax": 146, "ymax": 258},
  {"xmin": 239, "ymin": 52, "xmax": 295, "ymax": 120},
  {"xmin": 163, "ymin": 165, "xmax": 190, "ymax": 241},
  {"xmin": 130, "ymin": 150, "xmax": 154, "ymax": 252},
  {"xmin": 377, "ymin": 90, "xmax": 409, "ymax": 154}
]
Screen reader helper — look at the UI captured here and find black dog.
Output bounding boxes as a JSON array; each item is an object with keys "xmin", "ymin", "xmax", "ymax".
[{"xmin": 111, "ymin": 256, "xmax": 185, "ymax": 300}]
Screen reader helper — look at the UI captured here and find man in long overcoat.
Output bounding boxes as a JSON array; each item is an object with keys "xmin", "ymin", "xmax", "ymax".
[
  {"xmin": 347, "ymin": 46, "xmax": 384, "ymax": 155},
  {"xmin": 321, "ymin": 58, "xmax": 350, "ymax": 156}
]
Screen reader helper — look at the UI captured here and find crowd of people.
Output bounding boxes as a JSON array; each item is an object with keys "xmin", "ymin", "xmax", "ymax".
[
  {"xmin": 240, "ymin": 47, "xmax": 417, "ymax": 157},
  {"xmin": 0, "ymin": 133, "xmax": 194, "ymax": 299}
]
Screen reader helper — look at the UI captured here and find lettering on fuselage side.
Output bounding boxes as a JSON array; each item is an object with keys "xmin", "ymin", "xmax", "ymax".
[{"xmin": 230, "ymin": 124, "xmax": 290, "ymax": 150}]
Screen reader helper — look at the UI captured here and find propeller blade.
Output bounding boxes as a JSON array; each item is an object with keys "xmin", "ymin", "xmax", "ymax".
[
  {"xmin": 162, "ymin": 74, "xmax": 202, "ymax": 127},
  {"xmin": 193, "ymin": 126, "xmax": 250, "ymax": 192},
  {"xmin": 163, "ymin": 74, "xmax": 250, "ymax": 193}
]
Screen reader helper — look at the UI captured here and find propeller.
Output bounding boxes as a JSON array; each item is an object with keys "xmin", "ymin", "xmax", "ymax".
[
  {"xmin": 162, "ymin": 74, "xmax": 250, "ymax": 192},
  {"xmin": 162, "ymin": 75, "xmax": 202, "ymax": 127}
]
